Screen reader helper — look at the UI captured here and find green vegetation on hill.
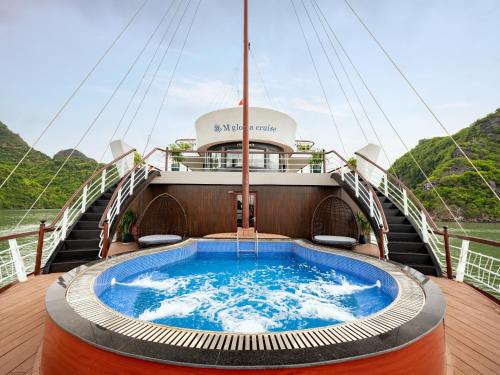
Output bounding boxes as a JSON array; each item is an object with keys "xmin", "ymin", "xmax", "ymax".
[
  {"xmin": 0, "ymin": 121, "xmax": 100, "ymax": 209},
  {"xmin": 391, "ymin": 109, "xmax": 500, "ymax": 221}
]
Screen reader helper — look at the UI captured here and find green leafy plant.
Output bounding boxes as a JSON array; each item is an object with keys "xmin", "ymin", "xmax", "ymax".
[
  {"xmin": 169, "ymin": 142, "xmax": 191, "ymax": 166},
  {"xmin": 347, "ymin": 157, "xmax": 357, "ymax": 169},
  {"xmin": 134, "ymin": 152, "xmax": 144, "ymax": 166},
  {"xmin": 119, "ymin": 209, "xmax": 136, "ymax": 243},
  {"xmin": 356, "ymin": 212, "xmax": 371, "ymax": 244},
  {"xmin": 297, "ymin": 143, "xmax": 312, "ymax": 151},
  {"xmin": 309, "ymin": 151, "xmax": 324, "ymax": 173}
]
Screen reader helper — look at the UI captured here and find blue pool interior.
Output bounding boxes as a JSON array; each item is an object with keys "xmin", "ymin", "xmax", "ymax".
[{"xmin": 94, "ymin": 241, "xmax": 398, "ymax": 333}]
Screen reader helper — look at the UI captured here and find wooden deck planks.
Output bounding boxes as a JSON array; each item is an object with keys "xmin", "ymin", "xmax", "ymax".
[
  {"xmin": 431, "ymin": 277, "xmax": 500, "ymax": 375},
  {"xmin": 0, "ymin": 273, "xmax": 498, "ymax": 374},
  {"xmin": 0, "ymin": 274, "xmax": 61, "ymax": 375}
]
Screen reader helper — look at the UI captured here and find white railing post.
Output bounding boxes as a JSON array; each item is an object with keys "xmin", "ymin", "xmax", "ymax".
[
  {"xmin": 117, "ymin": 187, "xmax": 122, "ymax": 214},
  {"xmin": 403, "ymin": 189, "xmax": 409, "ymax": 216},
  {"xmin": 456, "ymin": 240, "xmax": 470, "ymax": 282},
  {"xmin": 354, "ymin": 172, "xmax": 359, "ymax": 198},
  {"xmin": 340, "ymin": 167, "xmax": 345, "ymax": 181},
  {"xmin": 81, "ymin": 185, "xmax": 88, "ymax": 214},
  {"xmin": 101, "ymin": 169, "xmax": 107, "ymax": 193},
  {"xmin": 61, "ymin": 208, "xmax": 69, "ymax": 239},
  {"xmin": 145, "ymin": 165, "xmax": 149, "ymax": 179},
  {"xmin": 369, "ymin": 191, "xmax": 374, "ymax": 217},
  {"xmin": 8, "ymin": 239, "xmax": 27, "ymax": 282},
  {"xmin": 129, "ymin": 170, "xmax": 135, "ymax": 196},
  {"xmin": 383, "ymin": 173, "xmax": 388, "ymax": 196},
  {"xmin": 420, "ymin": 211, "xmax": 428, "ymax": 243}
]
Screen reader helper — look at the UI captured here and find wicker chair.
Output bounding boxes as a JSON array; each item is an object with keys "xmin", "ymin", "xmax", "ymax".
[
  {"xmin": 135, "ymin": 193, "xmax": 187, "ymax": 247},
  {"xmin": 310, "ymin": 195, "xmax": 359, "ymax": 249}
]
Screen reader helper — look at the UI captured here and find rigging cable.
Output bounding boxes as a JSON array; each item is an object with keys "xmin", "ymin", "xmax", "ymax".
[
  {"xmin": 13, "ymin": 1, "xmax": 175, "ymax": 230},
  {"xmin": 92, "ymin": 0, "xmax": 179, "ymax": 170},
  {"xmin": 301, "ymin": 0, "xmax": 369, "ymax": 144},
  {"xmin": 290, "ymin": 0, "xmax": 347, "ymax": 156},
  {"xmin": 121, "ymin": 0, "xmax": 187, "ymax": 139},
  {"xmin": 250, "ymin": 48, "xmax": 274, "ymax": 108},
  {"xmin": 143, "ymin": 0, "xmax": 202, "ymax": 155},
  {"xmin": 344, "ymin": 0, "xmax": 499, "ymax": 202},
  {"xmin": 0, "ymin": 0, "xmax": 149, "ymax": 192},
  {"xmin": 314, "ymin": 0, "xmax": 467, "ymax": 233},
  {"xmin": 310, "ymin": 0, "xmax": 393, "ymax": 169}
]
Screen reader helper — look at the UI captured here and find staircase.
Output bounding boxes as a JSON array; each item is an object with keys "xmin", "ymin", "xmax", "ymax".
[
  {"xmin": 376, "ymin": 189, "xmax": 441, "ymax": 276},
  {"xmin": 44, "ymin": 186, "xmax": 116, "ymax": 273}
]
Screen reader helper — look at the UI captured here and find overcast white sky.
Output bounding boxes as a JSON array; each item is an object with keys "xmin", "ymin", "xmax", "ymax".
[{"xmin": 0, "ymin": 0, "xmax": 499, "ymax": 167}]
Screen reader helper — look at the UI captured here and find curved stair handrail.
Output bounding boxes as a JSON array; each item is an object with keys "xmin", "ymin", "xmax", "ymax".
[
  {"xmin": 354, "ymin": 152, "xmax": 439, "ymax": 231},
  {"xmin": 324, "ymin": 150, "xmax": 389, "ymax": 258},
  {"xmin": 98, "ymin": 148, "xmax": 165, "ymax": 257},
  {"xmin": 0, "ymin": 148, "xmax": 137, "ymax": 287},
  {"xmin": 354, "ymin": 152, "xmax": 500, "ymax": 295},
  {"xmin": 48, "ymin": 149, "xmax": 136, "ymax": 229}
]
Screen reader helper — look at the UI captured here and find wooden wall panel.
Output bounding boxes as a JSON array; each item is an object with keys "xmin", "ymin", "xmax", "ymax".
[{"xmin": 130, "ymin": 184, "xmax": 342, "ymax": 238}]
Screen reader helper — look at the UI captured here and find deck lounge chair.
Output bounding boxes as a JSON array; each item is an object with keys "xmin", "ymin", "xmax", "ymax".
[
  {"xmin": 135, "ymin": 193, "xmax": 187, "ymax": 248},
  {"xmin": 311, "ymin": 195, "xmax": 359, "ymax": 250}
]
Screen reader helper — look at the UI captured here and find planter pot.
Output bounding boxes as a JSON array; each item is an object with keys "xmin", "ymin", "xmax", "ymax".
[
  {"xmin": 311, "ymin": 164, "xmax": 322, "ymax": 173},
  {"xmin": 121, "ymin": 233, "xmax": 133, "ymax": 243},
  {"xmin": 171, "ymin": 163, "xmax": 180, "ymax": 171},
  {"xmin": 359, "ymin": 234, "xmax": 368, "ymax": 244}
]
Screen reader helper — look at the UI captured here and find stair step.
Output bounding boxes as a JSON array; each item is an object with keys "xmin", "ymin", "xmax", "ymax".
[
  {"xmin": 69, "ymin": 230, "xmax": 101, "ymax": 240},
  {"xmin": 387, "ymin": 232, "xmax": 420, "ymax": 242},
  {"xmin": 384, "ymin": 208, "xmax": 402, "ymax": 216},
  {"xmin": 94, "ymin": 199, "xmax": 109, "ymax": 206},
  {"xmin": 403, "ymin": 264, "xmax": 438, "ymax": 276},
  {"xmin": 87, "ymin": 205, "xmax": 105, "ymax": 214},
  {"xmin": 387, "ymin": 216, "xmax": 409, "ymax": 224},
  {"xmin": 382, "ymin": 202, "xmax": 396, "ymax": 209},
  {"xmin": 76, "ymin": 221, "xmax": 100, "ymax": 230},
  {"xmin": 81, "ymin": 213, "xmax": 102, "ymax": 221},
  {"xmin": 389, "ymin": 252, "xmax": 432, "ymax": 266},
  {"xmin": 389, "ymin": 224, "xmax": 417, "ymax": 233},
  {"xmin": 55, "ymin": 248, "xmax": 99, "ymax": 261},
  {"xmin": 49, "ymin": 260, "xmax": 92, "ymax": 273},
  {"xmin": 388, "ymin": 241, "xmax": 428, "ymax": 254},
  {"xmin": 64, "ymin": 239, "xmax": 100, "ymax": 249}
]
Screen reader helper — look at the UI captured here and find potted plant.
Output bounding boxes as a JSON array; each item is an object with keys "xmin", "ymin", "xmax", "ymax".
[
  {"xmin": 119, "ymin": 209, "xmax": 136, "ymax": 243},
  {"xmin": 356, "ymin": 212, "xmax": 371, "ymax": 244},
  {"xmin": 169, "ymin": 142, "xmax": 190, "ymax": 171},
  {"xmin": 309, "ymin": 151, "xmax": 323, "ymax": 173},
  {"xmin": 347, "ymin": 156, "xmax": 357, "ymax": 169}
]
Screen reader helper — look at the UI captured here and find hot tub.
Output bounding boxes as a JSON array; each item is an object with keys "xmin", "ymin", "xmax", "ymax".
[{"xmin": 42, "ymin": 239, "xmax": 446, "ymax": 374}]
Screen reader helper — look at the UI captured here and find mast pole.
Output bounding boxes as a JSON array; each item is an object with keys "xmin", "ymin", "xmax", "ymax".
[{"xmin": 242, "ymin": 0, "xmax": 250, "ymax": 229}]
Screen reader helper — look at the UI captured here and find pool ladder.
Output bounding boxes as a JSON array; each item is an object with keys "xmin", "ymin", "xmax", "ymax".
[{"xmin": 236, "ymin": 230, "xmax": 259, "ymax": 257}]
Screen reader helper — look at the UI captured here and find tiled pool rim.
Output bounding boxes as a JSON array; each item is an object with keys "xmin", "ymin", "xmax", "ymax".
[{"xmin": 64, "ymin": 239, "xmax": 426, "ymax": 352}]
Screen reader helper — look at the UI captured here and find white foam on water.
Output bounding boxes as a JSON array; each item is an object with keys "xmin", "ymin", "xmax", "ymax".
[
  {"xmin": 116, "ymin": 275, "xmax": 189, "ymax": 293},
  {"xmin": 298, "ymin": 300, "xmax": 356, "ymax": 322},
  {"xmin": 139, "ymin": 299, "xmax": 200, "ymax": 320},
  {"xmin": 120, "ymin": 261, "xmax": 382, "ymax": 332}
]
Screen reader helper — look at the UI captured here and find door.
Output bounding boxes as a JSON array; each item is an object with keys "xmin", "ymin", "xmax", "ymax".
[{"xmin": 235, "ymin": 192, "xmax": 256, "ymax": 230}]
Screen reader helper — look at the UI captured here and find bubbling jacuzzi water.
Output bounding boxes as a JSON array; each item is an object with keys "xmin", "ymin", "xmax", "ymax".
[{"xmin": 98, "ymin": 251, "xmax": 393, "ymax": 333}]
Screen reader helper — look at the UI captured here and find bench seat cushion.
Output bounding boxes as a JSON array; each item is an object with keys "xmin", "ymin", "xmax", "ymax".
[
  {"xmin": 313, "ymin": 235, "xmax": 357, "ymax": 247},
  {"xmin": 138, "ymin": 234, "xmax": 182, "ymax": 246}
]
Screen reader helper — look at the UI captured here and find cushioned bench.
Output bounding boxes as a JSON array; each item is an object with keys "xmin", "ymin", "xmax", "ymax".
[
  {"xmin": 138, "ymin": 234, "xmax": 182, "ymax": 247},
  {"xmin": 313, "ymin": 235, "xmax": 357, "ymax": 249}
]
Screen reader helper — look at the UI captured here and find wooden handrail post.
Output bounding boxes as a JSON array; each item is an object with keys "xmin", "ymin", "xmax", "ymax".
[
  {"xmin": 102, "ymin": 220, "xmax": 110, "ymax": 259},
  {"xmin": 443, "ymin": 226, "xmax": 453, "ymax": 279},
  {"xmin": 322, "ymin": 149, "xmax": 326, "ymax": 173},
  {"xmin": 34, "ymin": 220, "xmax": 46, "ymax": 275},
  {"xmin": 378, "ymin": 224, "xmax": 385, "ymax": 260}
]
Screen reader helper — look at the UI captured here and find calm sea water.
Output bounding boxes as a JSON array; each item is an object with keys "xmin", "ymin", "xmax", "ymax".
[{"xmin": 98, "ymin": 252, "xmax": 392, "ymax": 333}]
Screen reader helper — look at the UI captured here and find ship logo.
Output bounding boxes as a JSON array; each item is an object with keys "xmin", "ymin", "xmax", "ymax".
[{"xmin": 214, "ymin": 124, "xmax": 222, "ymax": 133}]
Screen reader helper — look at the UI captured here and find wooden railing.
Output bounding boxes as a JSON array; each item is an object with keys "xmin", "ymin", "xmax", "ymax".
[
  {"xmin": 356, "ymin": 152, "xmax": 500, "ymax": 296},
  {"xmin": 98, "ymin": 148, "xmax": 164, "ymax": 258},
  {"xmin": 0, "ymin": 149, "xmax": 136, "ymax": 288}
]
